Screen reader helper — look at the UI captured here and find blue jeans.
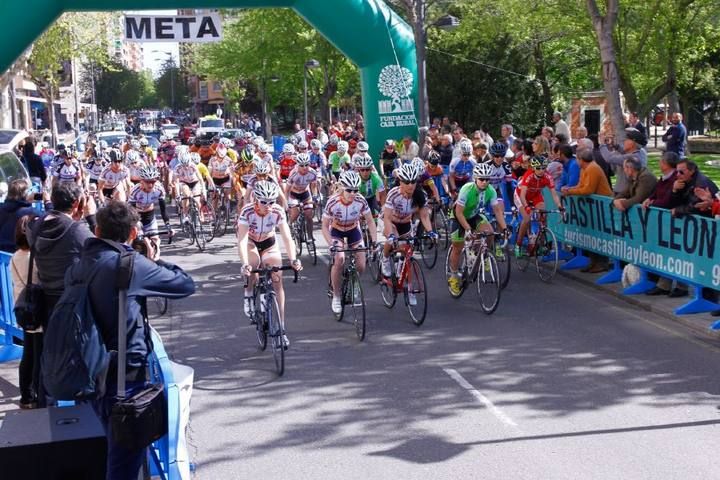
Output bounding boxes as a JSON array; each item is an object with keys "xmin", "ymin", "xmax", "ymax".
[{"xmin": 92, "ymin": 381, "xmax": 147, "ymax": 480}]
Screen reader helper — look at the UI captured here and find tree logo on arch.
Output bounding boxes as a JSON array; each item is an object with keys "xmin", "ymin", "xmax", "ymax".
[{"xmin": 377, "ymin": 65, "xmax": 416, "ymax": 128}]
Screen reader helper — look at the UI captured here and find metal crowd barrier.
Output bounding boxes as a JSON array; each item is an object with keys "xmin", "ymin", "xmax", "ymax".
[{"xmin": 0, "ymin": 251, "xmax": 24, "ymax": 362}]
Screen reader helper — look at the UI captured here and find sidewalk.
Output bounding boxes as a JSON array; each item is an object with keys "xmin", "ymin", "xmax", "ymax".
[{"xmin": 559, "ymin": 265, "xmax": 720, "ymax": 341}]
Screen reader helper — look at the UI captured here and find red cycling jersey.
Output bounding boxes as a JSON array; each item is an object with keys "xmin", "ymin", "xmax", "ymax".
[
  {"xmin": 279, "ymin": 156, "xmax": 297, "ymax": 180},
  {"xmin": 517, "ymin": 169, "xmax": 554, "ymax": 205}
]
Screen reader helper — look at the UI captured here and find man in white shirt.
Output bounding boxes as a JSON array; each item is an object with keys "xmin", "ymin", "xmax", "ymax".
[
  {"xmin": 399, "ymin": 135, "xmax": 419, "ymax": 162},
  {"xmin": 553, "ymin": 111, "xmax": 572, "ymax": 143}
]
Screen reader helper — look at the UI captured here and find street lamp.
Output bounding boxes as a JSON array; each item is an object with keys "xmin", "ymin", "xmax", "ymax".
[
  {"xmin": 153, "ymin": 51, "xmax": 175, "ymax": 112},
  {"xmin": 415, "ymin": 13, "xmax": 460, "ymax": 127},
  {"xmin": 261, "ymin": 73, "xmax": 280, "ymax": 138},
  {"xmin": 304, "ymin": 59, "xmax": 320, "ymax": 131}
]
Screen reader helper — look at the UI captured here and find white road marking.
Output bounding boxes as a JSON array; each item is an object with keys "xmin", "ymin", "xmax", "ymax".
[{"xmin": 443, "ymin": 367, "xmax": 519, "ymax": 427}]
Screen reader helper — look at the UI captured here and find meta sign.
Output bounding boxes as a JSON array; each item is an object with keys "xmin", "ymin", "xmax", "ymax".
[
  {"xmin": 543, "ymin": 192, "xmax": 720, "ymax": 290},
  {"xmin": 124, "ymin": 13, "xmax": 222, "ymax": 43}
]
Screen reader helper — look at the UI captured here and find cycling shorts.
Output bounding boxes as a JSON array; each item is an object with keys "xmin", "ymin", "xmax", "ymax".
[{"xmin": 450, "ymin": 214, "xmax": 489, "ymax": 243}]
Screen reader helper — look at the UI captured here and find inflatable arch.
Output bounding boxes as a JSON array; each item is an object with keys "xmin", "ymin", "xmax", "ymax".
[{"xmin": 0, "ymin": 0, "xmax": 420, "ymax": 154}]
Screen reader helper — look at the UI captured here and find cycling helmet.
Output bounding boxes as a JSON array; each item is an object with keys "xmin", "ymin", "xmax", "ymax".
[
  {"xmin": 396, "ymin": 163, "xmax": 419, "ymax": 182},
  {"xmin": 240, "ymin": 147, "xmax": 254, "ymax": 163},
  {"xmin": 297, "ymin": 140, "xmax": 309, "ymax": 150},
  {"xmin": 258, "ymin": 143, "xmax": 269, "ymax": 154},
  {"xmin": 357, "ymin": 141, "xmax": 369, "ymax": 152},
  {"xmin": 254, "ymin": 161, "xmax": 272, "ymax": 175},
  {"xmin": 295, "ymin": 152, "xmax": 311, "ymax": 166},
  {"xmin": 427, "ymin": 150, "xmax": 440, "ymax": 165},
  {"xmin": 130, "ymin": 139, "xmax": 141, "ymax": 150},
  {"xmin": 337, "ymin": 140, "xmax": 349, "ymax": 153},
  {"xmin": 108, "ymin": 149, "xmax": 123, "ymax": 163},
  {"xmin": 459, "ymin": 140, "xmax": 473, "ymax": 155},
  {"xmin": 57, "ymin": 143, "xmax": 66, "ymax": 151},
  {"xmin": 175, "ymin": 145, "xmax": 189, "ymax": 156},
  {"xmin": 353, "ymin": 153, "xmax": 373, "ymax": 169},
  {"xmin": 473, "ymin": 162, "xmax": 494, "ymax": 180},
  {"xmin": 126, "ymin": 150, "xmax": 140, "ymax": 163},
  {"xmin": 252, "ymin": 137, "xmax": 264, "ymax": 147},
  {"xmin": 310, "ymin": 139, "xmax": 322, "ymax": 150},
  {"xmin": 190, "ymin": 152, "xmax": 201, "ymax": 165},
  {"xmin": 138, "ymin": 165, "xmax": 160, "ymax": 181},
  {"xmin": 489, "ymin": 141, "xmax": 508, "ymax": 157},
  {"xmin": 411, "ymin": 157, "xmax": 426, "ymax": 175},
  {"xmin": 329, "ymin": 134, "xmax": 339, "ymax": 145},
  {"xmin": 282, "ymin": 143, "xmax": 295, "ymax": 155},
  {"xmin": 139, "ymin": 137, "xmax": 149, "ymax": 147},
  {"xmin": 339, "ymin": 170, "xmax": 361, "ymax": 190},
  {"xmin": 244, "ymin": 131, "xmax": 253, "ymax": 140},
  {"xmin": 220, "ymin": 138, "xmax": 233, "ymax": 148},
  {"xmin": 159, "ymin": 135, "xmax": 167, "ymax": 142},
  {"xmin": 253, "ymin": 180, "xmax": 281, "ymax": 202},
  {"xmin": 178, "ymin": 152, "xmax": 193, "ymax": 166},
  {"xmin": 529, "ymin": 155, "xmax": 547, "ymax": 169},
  {"xmin": 385, "ymin": 139, "xmax": 395, "ymax": 148}
]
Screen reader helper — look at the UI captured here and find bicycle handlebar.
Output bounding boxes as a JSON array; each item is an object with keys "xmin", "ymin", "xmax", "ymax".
[{"xmin": 243, "ymin": 265, "xmax": 299, "ymax": 287}]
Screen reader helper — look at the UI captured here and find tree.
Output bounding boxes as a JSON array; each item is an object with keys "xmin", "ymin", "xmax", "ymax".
[
  {"xmin": 92, "ymin": 62, "xmax": 144, "ymax": 112},
  {"xmin": 155, "ymin": 59, "xmax": 188, "ymax": 111}
]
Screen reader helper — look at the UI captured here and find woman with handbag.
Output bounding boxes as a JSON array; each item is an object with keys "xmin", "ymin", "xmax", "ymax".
[{"xmin": 11, "ymin": 215, "xmax": 42, "ymax": 409}]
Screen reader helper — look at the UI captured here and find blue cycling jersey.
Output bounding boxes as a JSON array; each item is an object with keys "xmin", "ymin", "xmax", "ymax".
[{"xmin": 450, "ymin": 159, "xmax": 475, "ymax": 179}]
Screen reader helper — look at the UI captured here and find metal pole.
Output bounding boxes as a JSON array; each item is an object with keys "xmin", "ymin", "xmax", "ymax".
[
  {"xmin": 90, "ymin": 61, "xmax": 96, "ymax": 131},
  {"xmin": 303, "ymin": 66, "xmax": 308, "ymax": 131},
  {"xmin": 170, "ymin": 58, "xmax": 175, "ymax": 113},
  {"xmin": 72, "ymin": 58, "xmax": 80, "ymax": 134},
  {"xmin": 9, "ymin": 77, "xmax": 17, "ymax": 129}
]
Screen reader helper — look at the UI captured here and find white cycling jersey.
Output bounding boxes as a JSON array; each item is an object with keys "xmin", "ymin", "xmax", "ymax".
[
  {"xmin": 286, "ymin": 167, "xmax": 319, "ymax": 192},
  {"xmin": 210, "ymin": 155, "xmax": 233, "ymax": 178},
  {"xmin": 238, "ymin": 203, "xmax": 286, "ymax": 241},
  {"xmin": 383, "ymin": 186, "xmax": 416, "ymax": 223},
  {"xmin": 174, "ymin": 164, "xmax": 200, "ymax": 184},
  {"xmin": 53, "ymin": 161, "xmax": 81, "ymax": 183},
  {"xmin": 98, "ymin": 166, "xmax": 129, "ymax": 189},
  {"xmin": 128, "ymin": 183, "xmax": 166, "ymax": 213},
  {"xmin": 323, "ymin": 193, "xmax": 370, "ymax": 228}
]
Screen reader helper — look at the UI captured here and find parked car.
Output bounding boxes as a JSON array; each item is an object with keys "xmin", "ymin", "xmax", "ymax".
[
  {"xmin": 0, "ymin": 148, "xmax": 30, "ymax": 202},
  {"xmin": 75, "ymin": 131, "xmax": 129, "ymax": 152},
  {"xmin": 160, "ymin": 123, "xmax": 181, "ymax": 139},
  {"xmin": 0, "ymin": 129, "xmax": 30, "ymax": 153}
]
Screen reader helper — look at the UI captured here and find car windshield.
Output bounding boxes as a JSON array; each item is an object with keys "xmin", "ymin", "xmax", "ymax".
[
  {"xmin": 0, "ymin": 151, "xmax": 29, "ymax": 201},
  {"xmin": 201, "ymin": 119, "xmax": 224, "ymax": 128},
  {"xmin": 163, "ymin": 124, "xmax": 179, "ymax": 130},
  {"xmin": 0, "ymin": 130, "xmax": 20, "ymax": 145}
]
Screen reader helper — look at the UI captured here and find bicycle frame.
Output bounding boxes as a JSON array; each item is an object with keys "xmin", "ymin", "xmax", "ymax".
[{"xmin": 382, "ymin": 239, "xmax": 416, "ymax": 293}]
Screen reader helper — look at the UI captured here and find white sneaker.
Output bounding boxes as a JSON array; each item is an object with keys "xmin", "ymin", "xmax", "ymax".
[
  {"xmin": 408, "ymin": 293, "xmax": 417, "ymax": 306},
  {"xmin": 331, "ymin": 296, "xmax": 342, "ymax": 314},
  {"xmin": 244, "ymin": 296, "xmax": 254, "ymax": 318},
  {"xmin": 282, "ymin": 334, "xmax": 290, "ymax": 350},
  {"xmin": 381, "ymin": 257, "xmax": 392, "ymax": 277}
]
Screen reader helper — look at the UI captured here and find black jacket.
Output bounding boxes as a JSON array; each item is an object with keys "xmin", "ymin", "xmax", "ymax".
[
  {"xmin": 66, "ymin": 239, "xmax": 195, "ymax": 369},
  {"xmin": 27, "ymin": 212, "xmax": 94, "ymax": 296},
  {"xmin": 0, "ymin": 199, "xmax": 41, "ymax": 253},
  {"xmin": 670, "ymin": 171, "xmax": 719, "ymax": 217},
  {"xmin": 22, "ymin": 153, "xmax": 47, "ymax": 182}
]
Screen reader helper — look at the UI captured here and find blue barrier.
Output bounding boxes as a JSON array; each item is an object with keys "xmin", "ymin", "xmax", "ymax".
[
  {"xmin": 0, "ymin": 252, "xmax": 23, "ymax": 362},
  {"xmin": 544, "ymin": 192, "xmax": 720, "ymax": 321},
  {"xmin": 272, "ymin": 135, "xmax": 286, "ymax": 161}
]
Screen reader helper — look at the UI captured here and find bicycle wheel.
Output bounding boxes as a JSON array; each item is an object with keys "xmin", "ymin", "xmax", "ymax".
[
  {"xmin": 420, "ymin": 237, "xmax": 438, "ymax": 269},
  {"xmin": 434, "ymin": 208, "xmax": 450, "ymax": 250},
  {"xmin": 444, "ymin": 246, "xmax": 467, "ymax": 299},
  {"xmin": 495, "ymin": 241, "xmax": 512, "ymax": 289},
  {"xmin": 223, "ymin": 198, "xmax": 233, "ymax": 235},
  {"xmin": 476, "ymin": 253, "xmax": 501, "ymax": 314},
  {"xmin": 348, "ymin": 272, "xmax": 366, "ymax": 341},
  {"xmin": 366, "ymin": 246, "xmax": 380, "ymax": 283},
  {"xmin": 267, "ymin": 294, "xmax": 285, "ymax": 376},
  {"xmin": 305, "ymin": 221, "xmax": 317, "ymax": 265},
  {"xmin": 292, "ymin": 221, "xmax": 303, "ymax": 256},
  {"xmin": 255, "ymin": 292, "xmax": 267, "ymax": 351},
  {"xmin": 379, "ymin": 274, "xmax": 397, "ymax": 308},
  {"xmin": 405, "ymin": 258, "xmax": 427, "ymax": 326},
  {"xmin": 214, "ymin": 204, "xmax": 227, "ymax": 237},
  {"xmin": 535, "ymin": 228, "xmax": 559, "ymax": 282},
  {"xmin": 192, "ymin": 209, "xmax": 206, "ymax": 252}
]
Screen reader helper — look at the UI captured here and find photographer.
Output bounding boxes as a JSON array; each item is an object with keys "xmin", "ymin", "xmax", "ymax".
[{"xmin": 0, "ymin": 179, "xmax": 42, "ymax": 253}]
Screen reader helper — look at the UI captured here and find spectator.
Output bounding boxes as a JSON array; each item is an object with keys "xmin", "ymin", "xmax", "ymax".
[
  {"xmin": 451, "ymin": 127, "xmax": 468, "ymax": 161},
  {"xmin": 12, "ymin": 215, "xmax": 41, "ymax": 409},
  {"xmin": 561, "ymin": 149, "xmax": 613, "ymax": 273},
  {"xmin": 0, "ymin": 179, "xmax": 42, "ymax": 253},
  {"xmin": 315, "ymin": 126, "xmax": 329, "ymax": 146},
  {"xmin": 541, "ymin": 126, "xmax": 554, "ymax": 142},
  {"xmin": 399, "ymin": 135, "xmax": 419, "ymax": 163},
  {"xmin": 662, "ymin": 112, "xmax": 687, "ymax": 157},
  {"xmin": 501, "ymin": 124, "xmax": 516, "ymax": 146},
  {"xmin": 27, "ymin": 183, "xmax": 94, "ymax": 407},
  {"xmin": 21, "ymin": 140, "xmax": 47, "ymax": 184},
  {"xmin": 553, "ymin": 112, "xmax": 572, "ymax": 142},
  {"xmin": 533, "ymin": 136, "xmax": 551, "ymax": 157},
  {"xmin": 600, "ymin": 127, "xmax": 648, "ymax": 195},
  {"xmin": 586, "ymin": 135, "xmax": 613, "ymax": 186},
  {"xmin": 436, "ymin": 134, "xmax": 454, "ymax": 173},
  {"xmin": 473, "ymin": 142, "xmax": 490, "ymax": 163},
  {"xmin": 554, "ymin": 133, "xmax": 569, "ymax": 146},
  {"xmin": 612, "ymin": 156, "xmax": 657, "ymax": 211},
  {"xmin": 65, "ymin": 201, "xmax": 195, "ymax": 480},
  {"xmin": 670, "ymin": 159, "xmax": 719, "ymax": 217},
  {"xmin": 629, "ymin": 112, "xmax": 646, "ymax": 137},
  {"xmin": 558, "ymin": 144, "xmax": 580, "ymax": 191}
]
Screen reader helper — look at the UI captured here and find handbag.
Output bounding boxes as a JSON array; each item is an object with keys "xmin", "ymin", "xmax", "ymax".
[
  {"xmin": 13, "ymin": 249, "xmax": 45, "ymax": 331},
  {"xmin": 108, "ymin": 244, "xmax": 167, "ymax": 450}
]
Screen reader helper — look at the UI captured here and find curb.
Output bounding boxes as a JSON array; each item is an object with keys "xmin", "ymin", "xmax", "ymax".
[{"xmin": 557, "ymin": 268, "xmax": 719, "ymax": 341}]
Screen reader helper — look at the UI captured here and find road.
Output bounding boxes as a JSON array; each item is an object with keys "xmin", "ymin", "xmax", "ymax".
[{"xmin": 151, "ymin": 223, "xmax": 720, "ymax": 480}]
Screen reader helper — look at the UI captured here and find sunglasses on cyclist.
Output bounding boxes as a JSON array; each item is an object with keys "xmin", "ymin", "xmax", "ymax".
[
  {"xmin": 400, "ymin": 179, "xmax": 417, "ymax": 185},
  {"xmin": 256, "ymin": 199, "xmax": 275, "ymax": 206},
  {"xmin": 344, "ymin": 188, "xmax": 359, "ymax": 194},
  {"xmin": 534, "ymin": 167, "xmax": 546, "ymax": 171},
  {"xmin": 358, "ymin": 168, "xmax": 372, "ymax": 172},
  {"xmin": 476, "ymin": 178, "xmax": 491, "ymax": 182}
]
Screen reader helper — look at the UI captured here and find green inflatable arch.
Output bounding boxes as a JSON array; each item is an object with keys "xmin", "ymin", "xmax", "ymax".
[{"xmin": 0, "ymin": 0, "xmax": 419, "ymax": 154}]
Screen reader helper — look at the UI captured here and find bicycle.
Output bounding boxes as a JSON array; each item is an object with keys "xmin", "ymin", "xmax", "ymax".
[
  {"xmin": 289, "ymin": 207, "xmax": 318, "ymax": 265},
  {"xmin": 428, "ymin": 197, "xmax": 451, "ymax": 251},
  {"xmin": 209, "ymin": 184, "xmax": 233, "ymax": 237},
  {"xmin": 444, "ymin": 231, "xmax": 504, "ymax": 314},
  {"xmin": 245, "ymin": 265, "xmax": 298, "ymax": 376},
  {"xmin": 326, "ymin": 246, "xmax": 368, "ymax": 340},
  {"xmin": 379, "ymin": 235, "xmax": 430, "ymax": 326},
  {"xmin": 179, "ymin": 193, "xmax": 212, "ymax": 251},
  {"xmin": 489, "ymin": 211, "xmax": 513, "ymax": 290},
  {"xmin": 514, "ymin": 207, "xmax": 564, "ymax": 282},
  {"xmin": 413, "ymin": 218, "xmax": 439, "ymax": 269},
  {"xmin": 361, "ymin": 219, "xmax": 381, "ymax": 283}
]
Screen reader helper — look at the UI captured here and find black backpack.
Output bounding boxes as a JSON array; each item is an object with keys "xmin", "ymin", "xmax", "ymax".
[{"xmin": 42, "ymin": 242, "xmax": 134, "ymax": 400}]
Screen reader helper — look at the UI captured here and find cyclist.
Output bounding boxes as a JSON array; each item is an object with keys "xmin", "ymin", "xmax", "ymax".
[
  {"xmin": 128, "ymin": 165, "xmax": 170, "ymax": 260},
  {"xmin": 449, "ymin": 140, "xmax": 476, "ymax": 198},
  {"xmin": 486, "ymin": 142, "xmax": 514, "ymax": 205},
  {"xmin": 354, "ymin": 153, "xmax": 385, "ymax": 215},
  {"xmin": 98, "ymin": 149, "xmax": 132, "ymax": 202},
  {"xmin": 322, "ymin": 170, "xmax": 377, "ymax": 314},
  {"xmin": 139, "ymin": 137, "xmax": 155, "ymax": 164},
  {"xmin": 285, "ymin": 152, "xmax": 319, "ymax": 235},
  {"xmin": 219, "ymin": 137, "xmax": 238, "ymax": 163},
  {"xmin": 380, "ymin": 163, "xmax": 436, "ymax": 277},
  {"xmin": 208, "ymin": 142, "xmax": 235, "ymax": 211},
  {"xmin": 278, "ymin": 143, "xmax": 297, "ymax": 182},
  {"xmin": 172, "ymin": 151, "xmax": 207, "ymax": 224},
  {"xmin": 380, "ymin": 139, "xmax": 400, "ymax": 185},
  {"xmin": 324, "ymin": 134, "xmax": 339, "ymax": 157},
  {"xmin": 234, "ymin": 147, "xmax": 256, "ymax": 210},
  {"xmin": 426, "ymin": 150, "xmax": 450, "ymax": 203},
  {"xmin": 243, "ymin": 159, "xmax": 287, "ymax": 208},
  {"xmin": 238, "ymin": 181, "xmax": 302, "ymax": 348},
  {"xmin": 126, "ymin": 150, "xmax": 147, "ymax": 185},
  {"xmin": 328, "ymin": 140, "xmax": 350, "ymax": 181},
  {"xmin": 413, "ymin": 157, "xmax": 442, "ymax": 206},
  {"xmin": 52, "ymin": 150, "xmax": 82, "ymax": 186},
  {"xmin": 513, "ymin": 155, "xmax": 564, "ymax": 257},
  {"xmin": 447, "ymin": 163, "xmax": 510, "ymax": 296},
  {"xmin": 84, "ymin": 149, "xmax": 108, "ymax": 188},
  {"xmin": 309, "ymin": 138, "xmax": 328, "ymax": 177},
  {"xmin": 350, "ymin": 141, "xmax": 370, "ymax": 166}
]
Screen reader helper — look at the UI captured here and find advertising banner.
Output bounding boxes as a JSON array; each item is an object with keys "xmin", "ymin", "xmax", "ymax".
[{"xmin": 124, "ymin": 13, "xmax": 222, "ymax": 43}]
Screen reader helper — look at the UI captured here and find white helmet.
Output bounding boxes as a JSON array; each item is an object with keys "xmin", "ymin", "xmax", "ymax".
[
  {"xmin": 244, "ymin": 131, "xmax": 253, "ymax": 140},
  {"xmin": 178, "ymin": 152, "xmax": 193, "ymax": 166},
  {"xmin": 190, "ymin": 152, "xmax": 201, "ymax": 165},
  {"xmin": 159, "ymin": 135, "xmax": 167, "ymax": 142},
  {"xmin": 253, "ymin": 160, "xmax": 272, "ymax": 175},
  {"xmin": 353, "ymin": 153, "xmax": 373, "ymax": 169},
  {"xmin": 295, "ymin": 152, "xmax": 311, "ymax": 166},
  {"xmin": 396, "ymin": 163, "xmax": 419, "ymax": 182},
  {"xmin": 175, "ymin": 145, "xmax": 190, "ymax": 156},
  {"xmin": 473, "ymin": 162, "xmax": 494, "ymax": 179},
  {"xmin": 282, "ymin": 143, "xmax": 295, "ymax": 155},
  {"xmin": 139, "ymin": 137, "xmax": 149, "ymax": 147},
  {"xmin": 357, "ymin": 141, "xmax": 369, "ymax": 152},
  {"xmin": 220, "ymin": 137, "xmax": 233, "ymax": 148},
  {"xmin": 329, "ymin": 134, "xmax": 339, "ymax": 145},
  {"xmin": 258, "ymin": 143, "xmax": 269, "ymax": 154},
  {"xmin": 411, "ymin": 157, "xmax": 426, "ymax": 175},
  {"xmin": 298, "ymin": 140, "xmax": 309, "ymax": 150},
  {"xmin": 310, "ymin": 139, "xmax": 322, "ymax": 149},
  {"xmin": 339, "ymin": 170, "xmax": 361, "ymax": 189},
  {"xmin": 126, "ymin": 150, "xmax": 140, "ymax": 163},
  {"xmin": 252, "ymin": 137, "xmax": 264, "ymax": 147},
  {"xmin": 337, "ymin": 140, "xmax": 349, "ymax": 153},
  {"xmin": 138, "ymin": 165, "xmax": 160, "ymax": 181},
  {"xmin": 459, "ymin": 140, "xmax": 473, "ymax": 155},
  {"xmin": 130, "ymin": 139, "xmax": 141, "ymax": 150},
  {"xmin": 253, "ymin": 180, "xmax": 280, "ymax": 202}
]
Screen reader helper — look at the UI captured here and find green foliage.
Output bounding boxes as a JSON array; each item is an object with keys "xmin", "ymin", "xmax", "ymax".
[{"xmin": 155, "ymin": 60, "xmax": 188, "ymax": 111}]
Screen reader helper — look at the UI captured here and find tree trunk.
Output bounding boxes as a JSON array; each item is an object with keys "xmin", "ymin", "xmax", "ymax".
[
  {"xmin": 533, "ymin": 42, "xmax": 554, "ymax": 125},
  {"xmin": 413, "ymin": 0, "xmax": 428, "ymax": 127},
  {"xmin": 587, "ymin": 0, "xmax": 626, "ymax": 143}
]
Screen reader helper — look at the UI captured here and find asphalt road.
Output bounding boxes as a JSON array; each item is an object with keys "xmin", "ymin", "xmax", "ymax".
[{"xmin": 151, "ymin": 222, "xmax": 720, "ymax": 480}]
